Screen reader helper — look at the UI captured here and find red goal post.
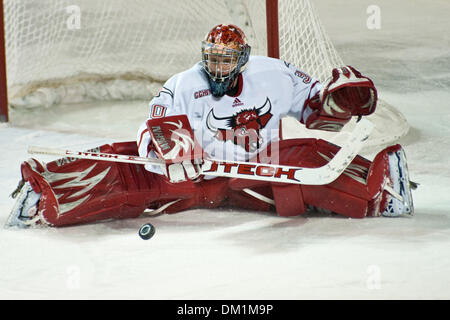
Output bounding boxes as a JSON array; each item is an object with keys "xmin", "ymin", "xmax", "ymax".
[{"xmin": 0, "ymin": 0, "xmax": 7, "ymax": 122}]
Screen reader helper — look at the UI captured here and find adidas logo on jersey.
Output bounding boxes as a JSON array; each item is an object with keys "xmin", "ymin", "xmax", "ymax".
[{"xmin": 232, "ymin": 98, "xmax": 244, "ymax": 107}]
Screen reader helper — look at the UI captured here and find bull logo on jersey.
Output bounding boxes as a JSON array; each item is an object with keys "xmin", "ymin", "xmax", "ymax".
[{"xmin": 206, "ymin": 97, "xmax": 272, "ymax": 152}]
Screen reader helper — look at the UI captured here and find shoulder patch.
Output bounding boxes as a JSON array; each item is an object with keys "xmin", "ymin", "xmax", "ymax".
[{"xmin": 150, "ymin": 104, "xmax": 167, "ymax": 118}]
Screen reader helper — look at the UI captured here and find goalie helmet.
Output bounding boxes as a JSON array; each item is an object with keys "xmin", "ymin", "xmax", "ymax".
[{"xmin": 201, "ymin": 24, "xmax": 251, "ymax": 97}]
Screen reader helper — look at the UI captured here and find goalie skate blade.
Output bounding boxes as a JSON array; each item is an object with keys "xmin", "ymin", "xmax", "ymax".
[
  {"xmin": 382, "ymin": 149, "xmax": 414, "ymax": 217},
  {"xmin": 5, "ymin": 182, "xmax": 41, "ymax": 228}
]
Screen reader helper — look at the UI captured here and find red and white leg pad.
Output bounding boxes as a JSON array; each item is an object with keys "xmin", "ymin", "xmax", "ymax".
[
  {"xmin": 10, "ymin": 142, "xmax": 161, "ymax": 227},
  {"xmin": 7, "ymin": 141, "xmax": 232, "ymax": 227},
  {"xmin": 6, "ymin": 140, "xmax": 413, "ymax": 227},
  {"xmin": 229, "ymin": 139, "xmax": 406, "ymax": 218}
]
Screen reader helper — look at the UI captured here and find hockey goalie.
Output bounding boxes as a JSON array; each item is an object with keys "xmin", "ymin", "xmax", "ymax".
[{"xmin": 6, "ymin": 24, "xmax": 414, "ymax": 228}]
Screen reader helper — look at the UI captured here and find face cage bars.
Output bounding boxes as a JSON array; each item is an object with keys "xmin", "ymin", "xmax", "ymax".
[{"xmin": 201, "ymin": 42, "xmax": 246, "ymax": 83}]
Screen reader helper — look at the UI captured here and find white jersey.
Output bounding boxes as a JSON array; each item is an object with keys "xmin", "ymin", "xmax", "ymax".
[{"xmin": 137, "ymin": 56, "xmax": 321, "ymax": 174}]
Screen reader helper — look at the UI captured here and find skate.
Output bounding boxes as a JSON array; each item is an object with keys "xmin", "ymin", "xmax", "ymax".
[
  {"xmin": 382, "ymin": 147, "xmax": 415, "ymax": 217},
  {"xmin": 5, "ymin": 180, "xmax": 42, "ymax": 228}
]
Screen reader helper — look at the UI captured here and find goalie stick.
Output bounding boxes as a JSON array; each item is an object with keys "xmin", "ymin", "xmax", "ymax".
[{"xmin": 28, "ymin": 118, "xmax": 373, "ymax": 186}]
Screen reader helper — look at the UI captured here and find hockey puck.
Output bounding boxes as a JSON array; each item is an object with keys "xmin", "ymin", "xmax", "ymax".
[{"xmin": 138, "ymin": 223, "xmax": 155, "ymax": 240}]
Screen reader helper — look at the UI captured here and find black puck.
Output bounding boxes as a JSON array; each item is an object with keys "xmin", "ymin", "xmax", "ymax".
[{"xmin": 138, "ymin": 223, "xmax": 155, "ymax": 240}]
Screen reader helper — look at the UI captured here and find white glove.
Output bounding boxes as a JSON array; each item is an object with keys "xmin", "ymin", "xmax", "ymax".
[{"xmin": 164, "ymin": 160, "xmax": 202, "ymax": 183}]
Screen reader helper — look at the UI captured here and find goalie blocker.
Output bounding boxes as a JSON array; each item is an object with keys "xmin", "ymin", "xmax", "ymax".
[{"xmin": 7, "ymin": 114, "xmax": 412, "ymax": 228}]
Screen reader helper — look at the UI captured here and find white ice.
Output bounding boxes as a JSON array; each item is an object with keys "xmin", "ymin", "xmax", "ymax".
[{"xmin": 1, "ymin": 0, "xmax": 449, "ymax": 299}]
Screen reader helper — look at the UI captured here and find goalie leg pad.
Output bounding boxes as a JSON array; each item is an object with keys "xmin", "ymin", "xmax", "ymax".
[
  {"xmin": 229, "ymin": 138, "xmax": 389, "ymax": 218},
  {"xmin": 11, "ymin": 142, "xmax": 166, "ymax": 227},
  {"xmin": 11, "ymin": 141, "xmax": 231, "ymax": 227},
  {"xmin": 154, "ymin": 176, "xmax": 230, "ymax": 214},
  {"xmin": 272, "ymin": 184, "xmax": 306, "ymax": 217}
]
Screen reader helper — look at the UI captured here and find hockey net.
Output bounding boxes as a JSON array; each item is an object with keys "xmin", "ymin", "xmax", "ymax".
[{"xmin": 2, "ymin": 0, "xmax": 408, "ymax": 150}]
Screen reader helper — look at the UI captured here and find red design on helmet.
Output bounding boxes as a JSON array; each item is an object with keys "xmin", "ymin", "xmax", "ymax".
[{"xmin": 205, "ymin": 24, "xmax": 248, "ymax": 49}]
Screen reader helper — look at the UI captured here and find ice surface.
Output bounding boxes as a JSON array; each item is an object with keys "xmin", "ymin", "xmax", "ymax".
[{"xmin": 1, "ymin": 0, "xmax": 449, "ymax": 299}]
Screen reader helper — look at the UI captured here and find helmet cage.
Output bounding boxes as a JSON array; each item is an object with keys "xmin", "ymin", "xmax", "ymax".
[{"xmin": 201, "ymin": 41, "xmax": 250, "ymax": 96}]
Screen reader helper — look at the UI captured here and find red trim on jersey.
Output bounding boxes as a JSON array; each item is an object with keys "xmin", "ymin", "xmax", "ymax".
[
  {"xmin": 137, "ymin": 128, "xmax": 148, "ymax": 150},
  {"xmin": 300, "ymin": 80, "xmax": 320, "ymax": 123},
  {"xmin": 279, "ymin": 119, "xmax": 283, "ymax": 140},
  {"xmin": 227, "ymin": 73, "xmax": 243, "ymax": 97}
]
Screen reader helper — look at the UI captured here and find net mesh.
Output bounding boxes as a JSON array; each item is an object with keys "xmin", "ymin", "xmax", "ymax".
[
  {"xmin": 3, "ymin": 0, "xmax": 408, "ymax": 147},
  {"xmin": 3, "ymin": 0, "xmax": 347, "ymax": 106}
]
